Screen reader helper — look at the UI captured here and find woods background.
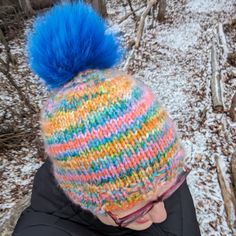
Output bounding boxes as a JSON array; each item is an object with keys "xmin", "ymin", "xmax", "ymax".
[{"xmin": 0, "ymin": 1, "xmax": 236, "ymax": 236}]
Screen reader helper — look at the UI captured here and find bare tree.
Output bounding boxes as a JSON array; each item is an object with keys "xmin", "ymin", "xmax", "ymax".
[
  {"xmin": 0, "ymin": 28, "xmax": 36, "ymax": 113},
  {"xmin": 85, "ymin": 0, "xmax": 107, "ymax": 17},
  {"xmin": 31, "ymin": 0, "xmax": 55, "ymax": 10},
  {"xmin": 157, "ymin": 0, "xmax": 166, "ymax": 22},
  {"xmin": 18, "ymin": 0, "xmax": 34, "ymax": 16},
  {"xmin": 135, "ymin": 0, "xmax": 157, "ymax": 48},
  {"xmin": 229, "ymin": 93, "xmax": 236, "ymax": 122},
  {"xmin": 231, "ymin": 152, "xmax": 236, "ymax": 199}
]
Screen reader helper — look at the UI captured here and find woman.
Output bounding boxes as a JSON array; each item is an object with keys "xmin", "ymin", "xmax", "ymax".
[{"xmin": 13, "ymin": 2, "xmax": 201, "ymax": 236}]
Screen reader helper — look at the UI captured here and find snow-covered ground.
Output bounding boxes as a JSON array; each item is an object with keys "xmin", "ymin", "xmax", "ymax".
[{"xmin": 1, "ymin": 0, "xmax": 236, "ymax": 235}]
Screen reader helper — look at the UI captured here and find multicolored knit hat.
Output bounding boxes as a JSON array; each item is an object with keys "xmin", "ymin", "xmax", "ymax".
[{"xmin": 28, "ymin": 2, "xmax": 185, "ymax": 215}]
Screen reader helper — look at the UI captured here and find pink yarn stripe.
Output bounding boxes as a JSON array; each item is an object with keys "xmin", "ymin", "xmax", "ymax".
[
  {"xmin": 54, "ymin": 126, "xmax": 176, "ymax": 183},
  {"xmin": 58, "ymin": 149, "xmax": 184, "ymax": 204},
  {"xmin": 47, "ymin": 87, "xmax": 154, "ymax": 156}
]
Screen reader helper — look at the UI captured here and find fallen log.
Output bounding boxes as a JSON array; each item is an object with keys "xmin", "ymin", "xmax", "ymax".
[
  {"xmin": 0, "ymin": 194, "xmax": 31, "ymax": 236},
  {"xmin": 199, "ymin": 107, "xmax": 207, "ymax": 126},
  {"xmin": 217, "ymin": 23, "xmax": 229, "ymax": 62},
  {"xmin": 123, "ymin": 48, "xmax": 135, "ymax": 71},
  {"xmin": 230, "ymin": 68, "xmax": 236, "ymax": 77},
  {"xmin": 210, "ymin": 36, "xmax": 224, "ymax": 112},
  {"xmin": 226, "ymin": 68, "xmax": 236, "ymax": 82},
  {"xmin": 216, "ymin": 156, "xmax": 236, "ymax": 233},
  {"xmin": 227, "ymin": 52, "xmax": 236, "ymax": 67}
]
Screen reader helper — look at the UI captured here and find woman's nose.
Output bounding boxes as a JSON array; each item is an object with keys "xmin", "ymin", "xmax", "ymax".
[{"xmin": 148, "ymin": 202, "xmax": 167, "ymax": 223}]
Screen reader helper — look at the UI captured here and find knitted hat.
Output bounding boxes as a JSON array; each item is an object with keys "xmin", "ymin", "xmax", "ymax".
[{"xmin": 28, "ymin": 2, "xmax": 185, "ymax": 215}]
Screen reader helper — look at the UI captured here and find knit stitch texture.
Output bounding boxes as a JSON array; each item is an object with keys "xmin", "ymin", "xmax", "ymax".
[{"xmin": 41, "ymin": 69, "xmax": 185, "ymax": 214}]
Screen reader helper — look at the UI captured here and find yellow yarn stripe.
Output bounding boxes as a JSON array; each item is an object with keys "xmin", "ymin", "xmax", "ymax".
[
  {"xmin": 42, "ymin": 75, "xmax": 133, "ymax": 136},
  {"xmin": 55, "ymin": 107, "xmax": 167, "ymax": 170},
  {"xmin": 59, "ymin": 140, "xmax": 180, "ymax": 192}
]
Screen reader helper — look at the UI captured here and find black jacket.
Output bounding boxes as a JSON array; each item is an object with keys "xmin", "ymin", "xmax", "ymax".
[{"xmin": 13, "ymin": 159, "xmax": 201, "ymax": 236}]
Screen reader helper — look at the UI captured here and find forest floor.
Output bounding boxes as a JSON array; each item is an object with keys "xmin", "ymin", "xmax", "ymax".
[{"xmin": 0, "ymin": 0, "xmax": 236, "ymax": 235}]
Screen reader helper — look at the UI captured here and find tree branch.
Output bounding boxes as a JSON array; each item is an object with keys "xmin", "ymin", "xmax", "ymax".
[
  {"xmin": 118, "ymin": 5, "xmax": 144, "ymax": 24},
  {"xmin": 127, "ymin": 0, "xmax": 137, "ymax": 19},
  {"xmin": 135, "ymin": 0, "xmax": 157, "ymax": 48}
]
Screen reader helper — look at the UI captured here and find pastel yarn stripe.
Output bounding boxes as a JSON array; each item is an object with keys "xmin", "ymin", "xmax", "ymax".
[{"xmin": 41, "ymin": 70, "xmax": 185, "ymax": 214}]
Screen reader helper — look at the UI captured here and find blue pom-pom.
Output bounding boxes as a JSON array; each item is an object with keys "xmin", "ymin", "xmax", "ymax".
[{"xmin": 27, "ymin": 2, "xmax": 122, "ymax": 89}]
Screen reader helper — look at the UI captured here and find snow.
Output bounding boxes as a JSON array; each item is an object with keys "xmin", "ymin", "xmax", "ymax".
[
  {"xmin": 156, "ymin": 22, "xmax": 202, "ymax": 52},
  {"xmin": 186, "ymin": 0, "xmax": 234, "ymax": 13},
  {"xmin": 1, "ymin": 0, "xmax": 236, "ymax": 235},
  {"xmin": 112, "ymin": 0, "xmax": 236, "ymax": 235}
]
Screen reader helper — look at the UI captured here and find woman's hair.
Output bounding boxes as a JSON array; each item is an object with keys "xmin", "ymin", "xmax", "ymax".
[{"xmin": 27, "ymin": 2, "xmax": 185, "ymax": 215}]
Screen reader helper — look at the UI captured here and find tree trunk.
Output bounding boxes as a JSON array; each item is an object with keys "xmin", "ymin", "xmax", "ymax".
[
  {"xmin": 0, "ymin": 0, "xmax": 20, "ymax": 6},
  {"xmin": 157, "ymin": 0, "xmax": 166, "ymax": 22},
  {"xmin": 85, "ymin": 0, "xmax": 107, "ymax": 18},
  {"xmin": 135, "ymin": 0, "xmax": 157, "ymax": 48},
  {"xmin": 231, "ymin": 153, "xmax": 236, "ymax": 199},
  {"xmin": 18, "ymin": 0, "xmax": 34, "ymax": 16},
  {"xmin": 229, "ymin": 92, "xmax": 236, "ymax": 122},
  {"xmin": 30, "ymin": 0, "xmax": 55, "ymax": 10}
]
